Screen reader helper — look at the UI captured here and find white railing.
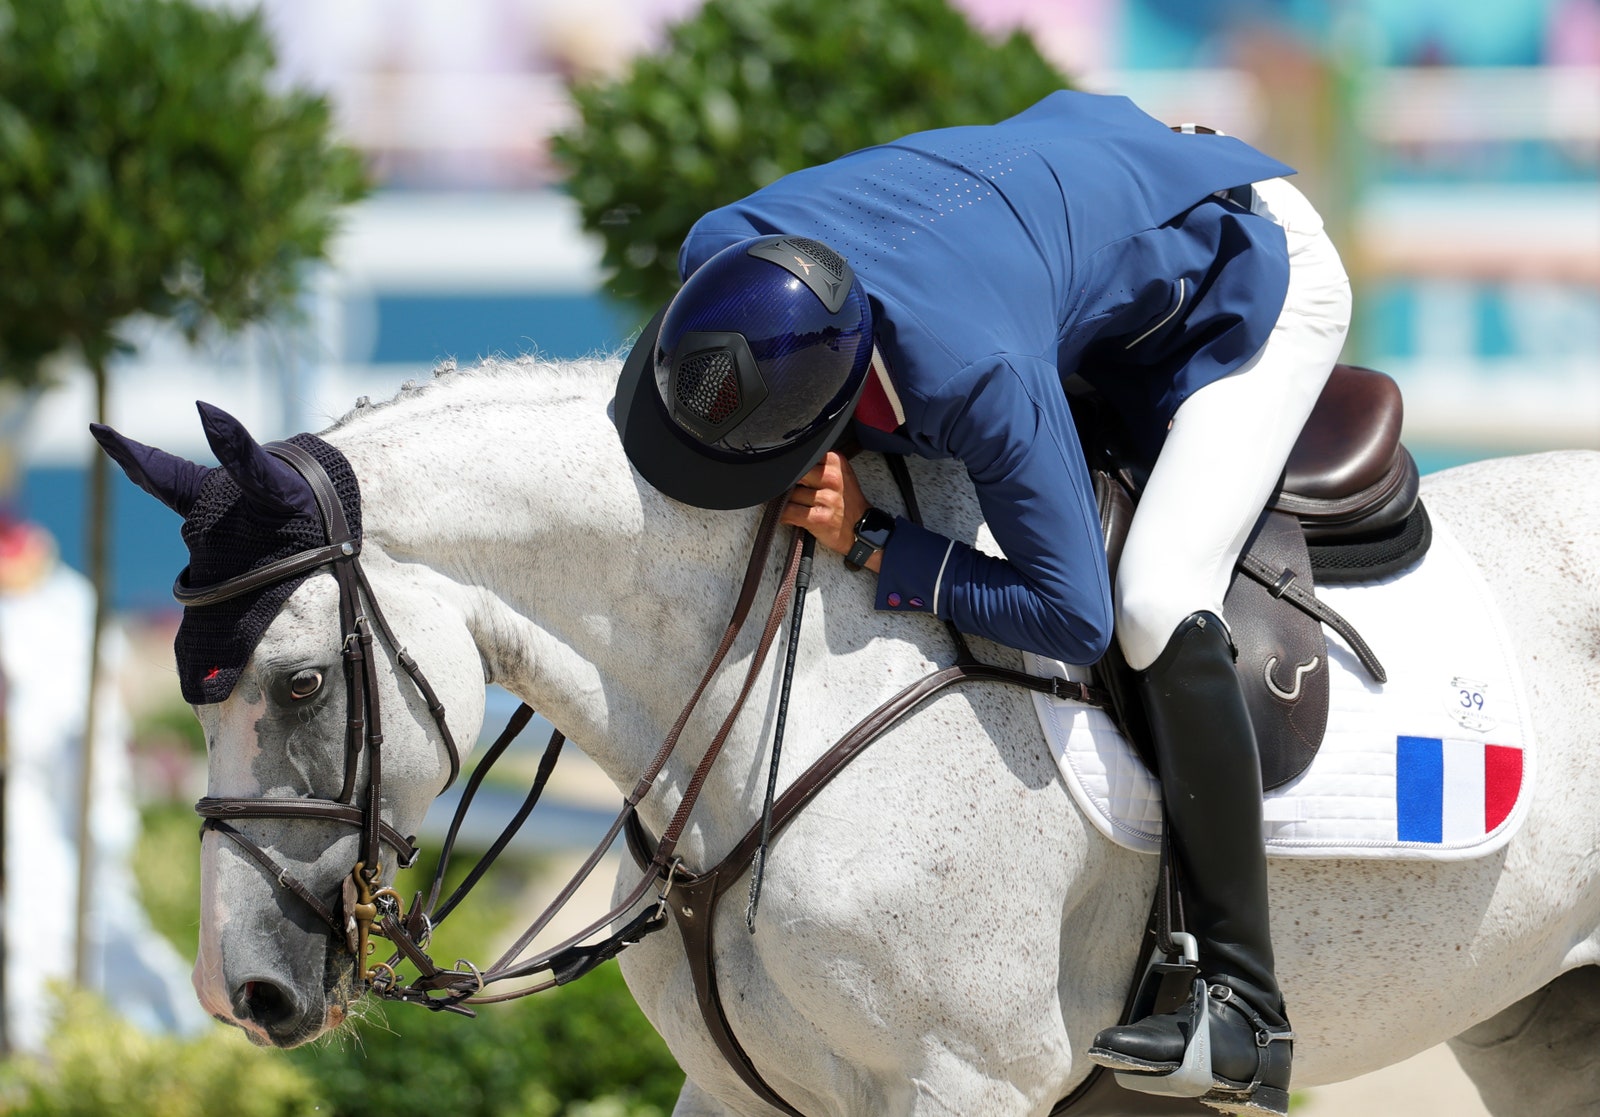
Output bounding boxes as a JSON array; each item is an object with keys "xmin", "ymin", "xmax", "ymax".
[{"xmin": 1361, "ymin": 66, "xmax": 1600, "ymax": 144}]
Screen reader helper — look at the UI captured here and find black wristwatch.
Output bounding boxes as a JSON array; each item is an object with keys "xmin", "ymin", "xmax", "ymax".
[{"xmin": 844, "ymin": 507, "xmax": 895, "ymax": 571}]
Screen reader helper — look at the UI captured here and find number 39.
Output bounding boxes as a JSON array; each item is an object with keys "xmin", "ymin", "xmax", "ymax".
[{"xmin": 1460, "ymin": 689, "xmax": 1485, "ymax": 711}]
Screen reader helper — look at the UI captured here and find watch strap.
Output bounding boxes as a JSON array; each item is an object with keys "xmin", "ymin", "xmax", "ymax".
[
  {"xmin": 844, "ymin": 508, "xmax": 894, "ymax": 572},
  {"xmin": 844, "ymin": 535, "xmax": 876, "ymax": 572}
]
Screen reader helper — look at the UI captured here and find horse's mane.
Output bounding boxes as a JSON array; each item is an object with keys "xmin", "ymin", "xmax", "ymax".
[{"xmin": 322, "ymin": 349, "xmax": 627, "ymax": 434}]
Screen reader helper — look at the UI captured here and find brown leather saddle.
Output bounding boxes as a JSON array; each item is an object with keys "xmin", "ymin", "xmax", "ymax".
[{"xmin": 1081, "ymin": 363, "xmax": 1430, "ymax": 790}]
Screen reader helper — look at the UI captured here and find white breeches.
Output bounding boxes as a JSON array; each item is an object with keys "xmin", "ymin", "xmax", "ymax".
[{"xmin": 1114, "ymin": 177, "xmax": 1353, "ymax": 671}]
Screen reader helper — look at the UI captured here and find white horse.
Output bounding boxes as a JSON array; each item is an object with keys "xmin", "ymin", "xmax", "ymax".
[{"xmin": 104, "ymin": 356, "xmax": 1599, "ymax": 1116}]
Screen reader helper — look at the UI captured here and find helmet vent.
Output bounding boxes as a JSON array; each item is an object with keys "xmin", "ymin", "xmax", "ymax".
[
  {"xmin": 676, "ymin": 349, "xmax": 741, "ymax": 427},
  {"xmin": 788, "ymin": 237, "xmax": 847, "ymax": 281}
]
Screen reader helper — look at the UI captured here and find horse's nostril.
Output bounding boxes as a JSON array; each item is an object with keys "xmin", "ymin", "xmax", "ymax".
[{"xmin": 238, "ymin": 978, "xmax": 296, "ymax": 1028}]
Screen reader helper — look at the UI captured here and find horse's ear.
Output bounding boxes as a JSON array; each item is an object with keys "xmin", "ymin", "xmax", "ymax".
[
  {"xmin": 195, "ymin": 402, "xmax": 318, "ymax": 521},
  {"xmin": 89, "ymin": 423, "xmax": 211, "ymax": 518}
]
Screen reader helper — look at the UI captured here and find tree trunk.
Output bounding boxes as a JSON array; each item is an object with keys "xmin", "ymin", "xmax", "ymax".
[
  {"xmin": 0, "ymin": 609, "xmax": 10, "ymax": 1053},
  {"xmin": 74, "ymin": 358, "xmax": 111, "ymax": 987}
]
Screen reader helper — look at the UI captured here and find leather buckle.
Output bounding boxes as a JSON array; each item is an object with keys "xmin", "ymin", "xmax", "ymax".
[{"xmin": 1049, "ymin": 677, "xmax": 1082, "ymax": 702}]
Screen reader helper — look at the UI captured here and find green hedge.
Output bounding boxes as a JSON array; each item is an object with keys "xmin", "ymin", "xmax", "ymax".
[
  {"xmin": 0, "ymin": 990, "xmax": 319, "ymax": 1117},
  {"xmin": 286, "ymin": 962, "xmax": 681, "ymax": 1117},
  {"xmin": 552, "ymin": 0, "xmax": 1069, "ymax": 317},
  {"xmin": 0, "ymin": 965, "xmax": 681, "ymax": 1117}
]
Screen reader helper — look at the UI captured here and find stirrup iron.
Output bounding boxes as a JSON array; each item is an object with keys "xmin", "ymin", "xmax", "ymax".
[
  {"xmin": 1197, "ymin": 984, "xmax": 1295, "ymax": 1116},
  {"xmin": 1112, "ymin": 975, "xmax": 1217, "ymax": 1098}
]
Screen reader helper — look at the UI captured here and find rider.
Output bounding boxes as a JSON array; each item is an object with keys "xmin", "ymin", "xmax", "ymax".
[{"xmin": 614, "ymin": 90, "xmax": 1350, "ymax": 1116}]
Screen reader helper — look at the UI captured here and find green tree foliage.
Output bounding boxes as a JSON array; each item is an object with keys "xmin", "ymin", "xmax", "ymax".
[
  {"xmin": 552, "ymin": 0, "xmax": 1069, "ymax": 316},
  {"xmin": 0, "ymin": 0, "xmax": 367, "ymax": 383},
  {"xmin": 0, "ymin": 4, "xmax": 366, "ymax": 981}
]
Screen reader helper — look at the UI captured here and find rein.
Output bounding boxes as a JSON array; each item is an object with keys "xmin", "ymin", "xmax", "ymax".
[{"xmin": 383, "ymin": 497, "xmax": 813, "ymax": 1008}]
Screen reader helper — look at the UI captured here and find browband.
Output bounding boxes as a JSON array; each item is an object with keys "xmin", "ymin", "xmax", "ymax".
[{"xmin": 173, "ymin": 539, "xmax": 360, "ymax": 606}]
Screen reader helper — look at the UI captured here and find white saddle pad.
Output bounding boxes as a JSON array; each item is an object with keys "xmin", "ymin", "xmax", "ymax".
[{"xmin": 1027, "ymin": 512, "xmax": 1535, "ymax": 861}]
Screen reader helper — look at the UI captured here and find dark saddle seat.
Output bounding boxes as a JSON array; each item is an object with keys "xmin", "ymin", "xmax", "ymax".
[
  {"xmin": 1275, "ymin": 364, "xmax": 1416, "ymax": 542},
  {"xmin": 1082, "ymin": 363, "xmax": 1429, "ymax": 792}
]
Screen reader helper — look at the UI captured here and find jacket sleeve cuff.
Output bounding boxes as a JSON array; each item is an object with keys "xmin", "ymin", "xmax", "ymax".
[{"xmin": 873, "ymin": 518, "xmax": 957, "ymax": 616}]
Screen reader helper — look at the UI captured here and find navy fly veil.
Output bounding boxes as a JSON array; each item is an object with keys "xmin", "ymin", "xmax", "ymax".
[
  {"xmin": 174, "ymin": 432, "xmax": 362, "ymax": 704},
  {"xmin": 91, "ymin": 405, "xmax": 363, "ymax": 707}
]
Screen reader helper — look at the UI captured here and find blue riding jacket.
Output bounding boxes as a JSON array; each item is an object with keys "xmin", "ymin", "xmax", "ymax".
[{"xmin": 680, "ymin": 91, "xmax": 1294, "ymax": 666}]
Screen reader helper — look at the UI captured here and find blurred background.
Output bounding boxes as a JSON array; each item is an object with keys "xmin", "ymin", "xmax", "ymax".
[
  {"xmin": 17, "ymin": 0, "xmax": 1600, "ymax": 612},
  {"xmin": 0, "ymin": 0, "xmax": 1594, "ymax": 1114}
]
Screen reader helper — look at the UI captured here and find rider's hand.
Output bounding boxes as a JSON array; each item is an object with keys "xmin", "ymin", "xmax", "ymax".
[{"xmin": 782, "ymin": 451, "xmax": 881, "ymax": 572}]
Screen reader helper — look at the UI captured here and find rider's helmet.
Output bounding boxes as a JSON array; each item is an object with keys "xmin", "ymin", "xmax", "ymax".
[{"xmin": 615, "ymin": 235, "xmax": 873, "ymax": 509}]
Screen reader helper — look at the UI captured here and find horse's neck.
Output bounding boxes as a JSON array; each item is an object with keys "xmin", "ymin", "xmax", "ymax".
[
  {"xmin": 319, "ymin": 362, "xmax": 1146, "ymax": 1016},
  {"xmin": 325, "ymin": 363, "xmax": 775, "ymax": 820}
]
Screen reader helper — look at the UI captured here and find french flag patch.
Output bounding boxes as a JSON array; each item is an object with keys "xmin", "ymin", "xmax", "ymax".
[{"xmin": 1396, "ymin": 736, "xmax": 1523, "ymax": 843}]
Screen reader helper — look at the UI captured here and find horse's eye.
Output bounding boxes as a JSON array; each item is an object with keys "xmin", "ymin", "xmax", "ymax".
[{"xmin": 288, "ymin": 669, "xmax": 324, "ymax": 701}]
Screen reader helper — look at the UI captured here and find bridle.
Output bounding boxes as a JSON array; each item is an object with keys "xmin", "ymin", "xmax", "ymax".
[{"xmin": 185, "ymin": 440, "xmax": 460, "ymax": 980}]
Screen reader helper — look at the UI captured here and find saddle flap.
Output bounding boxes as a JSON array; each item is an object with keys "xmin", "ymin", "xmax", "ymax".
[
  {"xmin": 1222, "ymin": 511, "xmax": 1329, "ymax": 789},
  {"xmin": 1088, "ymin": 480, "xmax": 1330, "ymax": 791}
]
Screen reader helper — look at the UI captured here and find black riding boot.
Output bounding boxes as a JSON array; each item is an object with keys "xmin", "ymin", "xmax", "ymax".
[{"xmin": 1087, "ymin": 612, "xmax": 1294, "ymax": 1116}]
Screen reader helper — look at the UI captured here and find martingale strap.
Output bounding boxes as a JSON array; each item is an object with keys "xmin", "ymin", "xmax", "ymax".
[
  {"xmin": 598, "ymin": 453, "xmax": 1107, "ymax": 1115},
  {"xmin": 622, "ymin": 657, "xmax": 1105, "ymax": 1116}
]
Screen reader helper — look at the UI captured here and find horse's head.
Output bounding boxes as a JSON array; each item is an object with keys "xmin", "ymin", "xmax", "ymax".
[{"xmin": 95, "ymin": 404, "xmax": 484, "ymax": 1046}]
